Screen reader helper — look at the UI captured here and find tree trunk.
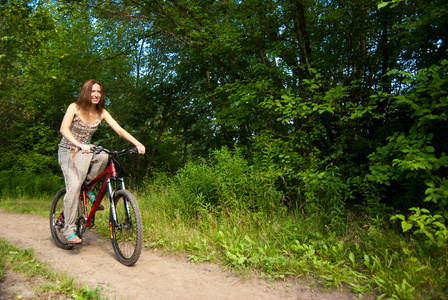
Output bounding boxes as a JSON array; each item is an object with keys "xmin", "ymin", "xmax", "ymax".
[{"xmin": 145, "ymin": 117, "xmax": 167, "ymax": 177}]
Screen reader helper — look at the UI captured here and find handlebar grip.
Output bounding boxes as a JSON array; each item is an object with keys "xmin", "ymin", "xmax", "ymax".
[{"xmin": 91, "ymin": 146, "xmax": 103, "ymax": 154}]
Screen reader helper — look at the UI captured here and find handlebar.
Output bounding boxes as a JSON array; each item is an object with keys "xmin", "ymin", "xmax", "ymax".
[{"xmin": 91, "ymin": 146, "xmax": 138, "ymax": 156}]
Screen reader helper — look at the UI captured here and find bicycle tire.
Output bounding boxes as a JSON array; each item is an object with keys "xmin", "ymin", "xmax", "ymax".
[
  {"xmin": 49, "ymin": 188, "xmax": 83, "ymax": 249},
  {"xmin": 110, "ymin": 190, "xmax": 143, "ymax": 266}
]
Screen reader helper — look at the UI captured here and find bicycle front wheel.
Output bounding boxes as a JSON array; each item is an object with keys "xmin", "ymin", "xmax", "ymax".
[{"xmin": 110, "ymin": 190, "xmax": 143, "ymax": 266}]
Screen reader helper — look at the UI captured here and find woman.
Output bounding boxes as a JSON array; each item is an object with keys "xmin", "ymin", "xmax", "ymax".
[{"xmin": 58, "ymin": 79, "xmax": 145, "ymax": 244}]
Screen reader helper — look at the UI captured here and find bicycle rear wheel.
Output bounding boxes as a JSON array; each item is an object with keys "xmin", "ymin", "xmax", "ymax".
[
  {"xmin": 49, "ymin": 188, "xmax": 83, "ymax": 249},
  {"xmin": 110, "ymin": 190, "xmax": 143, "ymax": 266}
]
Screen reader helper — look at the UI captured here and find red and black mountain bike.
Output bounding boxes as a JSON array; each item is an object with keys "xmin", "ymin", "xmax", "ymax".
[{"xmin": 50, "ymin": 147, "xmax": 143, "ymax": 266}]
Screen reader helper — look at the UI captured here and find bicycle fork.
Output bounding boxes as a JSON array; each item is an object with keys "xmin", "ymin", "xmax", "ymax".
[{"xmin": 108, "ymin": 178, "xmax": 131, "ymax": 237}]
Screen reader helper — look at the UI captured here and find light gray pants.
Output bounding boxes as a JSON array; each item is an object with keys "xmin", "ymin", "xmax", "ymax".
[{"xmin": 58, "ymin": 146, "xmax": 108, "ymax": 237}]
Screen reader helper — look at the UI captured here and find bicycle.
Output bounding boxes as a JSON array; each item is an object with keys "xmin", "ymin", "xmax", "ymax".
[{"xmin": 50, "ymin": 147, "xmax": 144, "ymax": 266}]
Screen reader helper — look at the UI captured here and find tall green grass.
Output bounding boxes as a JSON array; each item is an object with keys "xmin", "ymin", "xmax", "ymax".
[
  {"xmin": 0, "ymin": 170, "xmax": 63, "ymax": 198},
  {"xmin": 138, "ymin": 180, "xmax": 447, "ymax": 299},
  {"xmin": 174, "ymin": 147, "xmax": 283, "ymax": 215}
]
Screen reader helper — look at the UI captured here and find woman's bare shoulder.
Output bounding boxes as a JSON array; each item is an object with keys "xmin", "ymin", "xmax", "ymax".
[
  {"xmin": 67, "ymin": 102, "xmax": 78, "ymax": 111},
  {"xmin": 63, "ymin": 102, "xmax": 78, "ymax": 114},
  {"xmin": 100, "ymin": 108, "xmax": 111, "ymax": 119}
]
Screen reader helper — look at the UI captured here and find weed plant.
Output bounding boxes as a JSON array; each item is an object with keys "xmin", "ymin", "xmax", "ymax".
[{"xmin": 174, "ymin": 147, "xmax": 282, "ymax": 215}]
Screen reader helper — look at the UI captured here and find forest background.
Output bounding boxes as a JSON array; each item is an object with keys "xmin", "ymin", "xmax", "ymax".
[{"xmin": 1, "ymin": 0, "xmax": 447, "ymax": 299}]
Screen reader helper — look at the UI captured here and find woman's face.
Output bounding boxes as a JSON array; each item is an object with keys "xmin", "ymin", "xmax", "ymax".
[{"xmin": 91, "ymin": 83, "xmax": 102, "ymax": 105}]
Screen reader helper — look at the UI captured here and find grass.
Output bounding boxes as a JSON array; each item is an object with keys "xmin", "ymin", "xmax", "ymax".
[
  {"xmin": 0, "ymin": 146, "xmax": 446, "ymax": 300},
  {"xmin": 136, "ymin": 184, "xmax": 448, "ymax": 299},
  {"xmin": 0, "ymin": 237, "xmax": 107, "ymax": 300},
  {"xmin": 0, "ymin": 190, "xmax": 447, "ymax": 299}
]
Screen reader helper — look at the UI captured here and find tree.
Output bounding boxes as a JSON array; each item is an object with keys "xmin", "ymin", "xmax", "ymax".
[
  {"xmin": 0, "ymin": 0, "xmax": 57, "ymax": 173},
  {"xmin": 0, "ymin": 0, "xmax": 144, "ymax": 176},
  {"xmin": 2, "ymin": 0, "xmax": 447, "ymax": 214}
]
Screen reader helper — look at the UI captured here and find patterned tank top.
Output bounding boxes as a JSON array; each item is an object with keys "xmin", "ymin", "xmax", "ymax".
[{"xmin": 59, "ymin": 107, "xmax": 102, "ymax": 150}]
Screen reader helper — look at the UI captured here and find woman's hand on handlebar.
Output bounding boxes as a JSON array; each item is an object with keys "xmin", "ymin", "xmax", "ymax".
[
  {"xmin": 136, "ymin": 144, "xmax": 145, "ymax": 155},
  {"xmin": 79, "ymin": 144, "xmax": 91, "ymax": 154}
]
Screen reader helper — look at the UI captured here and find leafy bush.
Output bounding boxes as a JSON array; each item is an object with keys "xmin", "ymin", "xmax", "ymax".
[
  {"xmin": 368, "ymin": 60, "xmax": 448, "ymax": 248},
  {"xmin": 175, "ymin": 147, "xmax": 283, "ymax": 215},
  {"xmin": 391, "ymin": 207, "xmax": 448, "ymax": 248},
  {"xmin": 298, "ymin": 164, "xmax": 351, "ymax": 216}
]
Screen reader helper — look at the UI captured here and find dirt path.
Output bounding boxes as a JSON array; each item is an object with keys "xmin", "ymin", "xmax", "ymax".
[{"xmin": 0, "ymin": 210, "xmax": 364, "ymax": 300}]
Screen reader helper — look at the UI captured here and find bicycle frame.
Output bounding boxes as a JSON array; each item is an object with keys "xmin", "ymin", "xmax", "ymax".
[{"xmin": 81, "ymin": 156, "xmax": 126, "ymax": 228}]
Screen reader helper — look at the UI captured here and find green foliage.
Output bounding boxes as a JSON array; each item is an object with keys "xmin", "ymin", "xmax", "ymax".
[
  {"xmin": 175, "ymin": 147, "xmax": 282, "ymax": 215},
  {"xmin": 391, "ymin": 208, "xmax": 448, "ymax": 248},
  {"xmin": 1, "ymin": 0, "xmax": 447, "ymax": 296},
  {"xmin": 0, "ymin": 170, "xmax": 63, "ymax": 198},
  {"xmin": 368, "ymin": 61, "xmax": 448, "ymax": 247},
  {"xmin": 0, "ymin": 0, "xmax": 61, "ymax": 177},
  {"xmin": 2, "ymin": 0, "xmax": 447, "ymax": 218},
  {"xmin": 133, "ymin": 145, "xmax": 447, "ymax": 298},
  {"xmin": 70, "ymin": 284, "xmax": 106, "ymax": 300},
  {"xmin": 0, "ymin": 0, "xmax": 149, "ymax": 179},
  {"xmin": 136, "ymin": 182, "xmax": 448, "ymax": 299},
  {"xmin": 297, "ymin": 164, "xmax": 351, "ymax": 225}
]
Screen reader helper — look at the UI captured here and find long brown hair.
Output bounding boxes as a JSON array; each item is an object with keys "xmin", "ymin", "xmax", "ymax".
[{"xmin": 76, "ymin": 79, "xmax": 106, "ymax": 112}]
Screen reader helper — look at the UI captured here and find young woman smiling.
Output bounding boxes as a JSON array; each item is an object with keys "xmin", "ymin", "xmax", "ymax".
[{"xmin": 58, "ymin": 79, "xmax": 145, "ymax": 244}]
